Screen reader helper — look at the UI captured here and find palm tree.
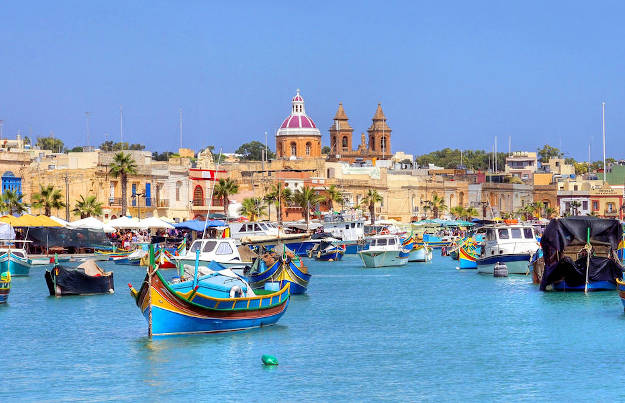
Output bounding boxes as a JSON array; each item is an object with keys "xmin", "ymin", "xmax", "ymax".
[
  {"xmin": 360, "ymin": 189, "xmax": 383, "ymax": 225},
  {"xmin": 569, "ymin": 200, "xmax": 582, "ymax": 216},
  {"xmin": 0, "ymin": 190, "xmax": 28, "ymax": 215},
  {"xmin": 465, "ymin": 207, "xmax": 479, "ymax": 219},
  {"xmin": 424, "ymin": 194, "xmax": 447, "ymax": 219},
  {"xmin": 31, "ymin": 185, "xmax": 65, "ymax": 216},
  {"xmin": 109, "ymin": 152, "xmax": 137, "ymax": 216},
  {"xmin": 263, "ymin": 190, "xmax": 277, "ymax": 221},
  {"xmin": 213, "ymin": 178, "xmax": 239, "ymax": 218},
  {"xmin": 72, "ymin": 195, "xmax": 103, "ymax": 219},
  {"xmin": 325, "ymin": 184, "xmax": 343, "ymax": 211},
  {"xmin": 268, "ymin": 182, "xmax": 293, "ymax": 224},
  {"xmin": 544, "ymin": 206, "xmax": 557, "ymax": 219},
  {"xmin": 449, "ymin": 206, "xmax": 466, "ymax": 219},
  {"xmin": 532, "ymin": 201, "xmax": 545, "ymax": 219},
  {"xmin": 293, "ymin": 186, "xmax": 324, "ymax": 225},
  {"xmin": 239, "ymin": 197, "xmax": 265, "ymax": 221}
]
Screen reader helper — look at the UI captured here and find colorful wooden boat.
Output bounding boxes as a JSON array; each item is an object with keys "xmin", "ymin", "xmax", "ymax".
[
  {"xmin": 155, "ymin": 249, "xmax": 177, "ymax": 269},
  {"xmin": 129, "ymin": 267, "xmax": 290, "ymax": 336},
  {"xmin": 45, "ymin": 260, "xmax": 115, "ymax": 296},
  {"xmin": 308, "ymin": 240, "xmax": 345, "ymax": 261},
  {"xmin": 0, "ymin": 271, "xmax": 10, "ymax": 304},
  {"xmin": 0, "ymin": 241, "xmax": 32, "ymax": 276},
  {"xmin": 247, "ymin": 246, "xmax": 311, "ymax": 294},
  {"xmin": 458, "ymin": 238, "xmax": 480, "ymax": 269}
]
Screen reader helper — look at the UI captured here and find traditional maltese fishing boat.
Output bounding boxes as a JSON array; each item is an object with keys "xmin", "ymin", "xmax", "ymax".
[
  {"xmin": 0, "ymin": 240, "xmax": 33, "ymax": 277},
  {"xmin": 45, "ymin": 260, "xmax": 115, "ymax": 296},
  {"xmin": 129, "ymin": 249, "xmax": 290, "ymax": 336},
  {"xmin": 0, "ymin": 271, "xmax": 10, "ymax": 304},
  {"xmin": 539, "ymin": 216, "xmax": 623, "ymax": 292},
  {"xmin": 247, "ymin": 244, "xmax": 311, "ymax": 294}
]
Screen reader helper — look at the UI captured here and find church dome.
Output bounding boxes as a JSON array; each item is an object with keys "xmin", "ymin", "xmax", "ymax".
[{"xmin": 276, "ymin": 89, "xmax": 321, "ymax": 137}]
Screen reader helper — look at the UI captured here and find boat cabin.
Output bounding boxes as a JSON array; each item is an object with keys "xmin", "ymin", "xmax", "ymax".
[
  {"xmin": 475, "ymin": 225, "xmax": 539, "ymax": 257},
  {"xmin": 366, "ymin": 235, "xmax": 403, "ymax": 251},
  {"xmin": 229, "ymin": 222, "xmax": 280, "ymax": 239}
]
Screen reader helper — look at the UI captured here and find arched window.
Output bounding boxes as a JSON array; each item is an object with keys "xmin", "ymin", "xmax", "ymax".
[
  {"xmin": 459, "ymin": 191, "xmax": 464, "ymax": 207},
  {"xmin": 370, "ymin": 136, "xmax": 375, "ymax": 151},
  {"xmin": 381, "ymin": 136, "xmax": 387, "ymax": 153},
  {"xmin": 305, "ymin": 142, "xmax": 311, "ymax": 156},
  {"xmin": 290, "ymin": 142, "xmax": 297, "ymax": 156},
  {"xmin": 193, "ymin": 185, "xmax": 204, "ymax": 206},
  {"xmin": 176, "ymin": 181, "xmax": 182, "ymax": 201},
  {"xmin": 342, "ymin": 136, "xmax": 348, "ymax": 149},
  {"xmin": 332, "ymin": 137, "xmax": 337, "ymax": 151}
]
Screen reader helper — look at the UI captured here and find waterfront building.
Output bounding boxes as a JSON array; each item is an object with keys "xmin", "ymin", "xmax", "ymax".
[
  {"xmin": 275, "ymin": 90, "xmax": 322, "ymax": 160},
  {"xmin": 505, "ymin": 151, "xmax": 538, "ymax": 181}
]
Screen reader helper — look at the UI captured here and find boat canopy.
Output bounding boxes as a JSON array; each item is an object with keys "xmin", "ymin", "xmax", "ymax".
[
  {"xmin": 539, "ymin": 216, "xmax": 623, "ymax": 290},
  {"xmin": 174, "ymin": 220, "xmax": 226, "ymax": 231}
]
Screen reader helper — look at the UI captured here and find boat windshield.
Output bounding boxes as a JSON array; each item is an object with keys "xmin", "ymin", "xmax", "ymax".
[
  {"xmin": 189, "ymin": 241, "xmax": 201, "ymax": 253},
  {"xmin": 486, "ymin": 229, "xmax": 496, "ymax": 241},
  {"xmin": 260, "ymin": 223, "xmax": 268, "ymax": 230},
  {"xmin": 497, "ymin": 229, "xmax": 510, "ymax": 239},
  {"xmin": 377, "ymin": 238, "xmax": 388, "ymax": 246},
  {"xmin": 510, "ymin": 228, "xmax": 522, "ymax": 239},
  {"xmin": 523, "ymin": 228, "xmax": 534, "ymax": 239},
  {"xmin": 202, "ymin": 241, "xmax": 217, "ymax": 252},
  {"xmin": 388, "ymin": 238, "xmax": 396, "ymax": 245}
]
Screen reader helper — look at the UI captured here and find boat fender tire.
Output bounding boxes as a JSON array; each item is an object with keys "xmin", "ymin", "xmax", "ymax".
[{"xmin": 229, "ymin": 285, "xmax": 244, "ymax": 298}]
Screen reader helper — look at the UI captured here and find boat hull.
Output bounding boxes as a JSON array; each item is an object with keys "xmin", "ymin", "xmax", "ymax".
[
  {"xmin": 618, "ymin": 279, "xmax": 625, "ymax": 310},
  {"xmin": 458, "ymin": 247, "xmax": 478, "ymax": 269},
  {"xmin": 315, "ymin": 250, "xmax": 344, "ymax": 261},
  {"xmin": 408, "ymin": 246, "xmax": 432, "ymax": 262},
  {"xmin": 45, "ymin": 265, "xmax": 115, "ymax": 296},
  {"xmin": 0, "ymin": 254, "xmax": 31, "ymax": 277},
  {"xmin": 359, "ymin": 251, "xmax": 408, "ymax": 268},
  {"xmin": 476, "ymin": 254, "xmax": 531, "ymax": 275},
  {"xmin": 0, "ymin": 276, "xmax": 9, "ymax": 304},
  {"xmin": 548, "ymin": 280, "xmax": 616, "ymax": 292},
  {"xmin": 248, "ymin": 259, "xmax": 311, "ymax": 295},
  {"xmin": 132, "ymin": 271, "xmax": 289, "ymax": 336}
]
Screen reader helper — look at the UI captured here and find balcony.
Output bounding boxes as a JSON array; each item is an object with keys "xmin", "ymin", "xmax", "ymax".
[
  {"xmin": 108, "ymin": 197, "xmax": 123, "ymax": 206},
  {"xmin": 604, "ymin": 209, "xmax": 619, "ymax": 217},
  {"xmin": 191, "ymin": 198, "xmax": 225, "ymax": 211},
  {"xmin": 155, "ymin": 199, "xmax": 169, "ymax": 208}
]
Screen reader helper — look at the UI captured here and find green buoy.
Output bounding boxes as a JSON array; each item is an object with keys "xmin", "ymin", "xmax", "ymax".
[{"xmin": 262, "ymin": 354, "xmax": 278, "ymax": 366}]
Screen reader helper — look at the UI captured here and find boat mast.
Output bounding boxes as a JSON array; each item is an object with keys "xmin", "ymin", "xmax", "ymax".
[
  {"xmin": 201, "ymin": 147, "xmax": 223, "ymax": 239},
  {"xmin": 602, "ymin": 102, "xmax": 606, "ymax": 184}
]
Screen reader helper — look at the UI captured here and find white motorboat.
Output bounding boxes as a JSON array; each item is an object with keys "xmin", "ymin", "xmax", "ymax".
[
  {"xmin": 175, "ymin": 238, "xmax": 255, "ymax": 275},
  {"xmin": 358, "ymin": 235, "xmax": 409, "ymax": 268},
  {"xmin": 475, "ymin": 225, "xmax": 540, "ymax": 275}
]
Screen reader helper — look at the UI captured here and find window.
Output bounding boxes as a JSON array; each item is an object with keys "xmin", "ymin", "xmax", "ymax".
[
  {"xmin": 582, "ymin": 201, "xmax": 588, "ymax": 210},
  {"xmin": 189, "ymin": 241, "xmax": 201, "ymax": 253},
  {"xmin": 345, "ymin": 224, "xmax": 349, "ymax": 230},
  {"xmin": 377, "ymin": 238, "xmax": 387, "ymax": 246},
  {"xmin": 523, "ymin": 228, "xmax": 534, "ymax": 239},
  {"xmin": 486, "ymin": 229, "xmax": 496, "ymax": 241},
  {"xmin": 215, "ymin": 242, "xmax": 234, "ymax": 255},
  {"xmin": 510, "ymin": 228, "xmax": 522, "ymax": 238},
  {"xmin": 290, "ymin": 142, "xmax": 297, "ymax": 156},
  {"xmin": 202, "ymin": 241, "xmax": 217, "ymax": 252},
  {"xmin": 592, "ymin": 201, "xmax": 599, "ymax": 211},
  {"xmin": 388, "ymin": 238, "xmax": 396, "ymax": 245},
  {"xmin": 193, "ymin": 185, "xmax": 203, "ymax": 206},
  {"xmin": 342, "ymin": 136, "xmax": 348, "ymax": 149},
  {"xmin": 607, "ymin": 203, "xmax": 614, "ymax": 213},
  {"xmin": 254, "ymin": 224, "xmax": 262, "ymax": 231},
  {"xmin": 239, "ymin": 225, "xmax": 246, "ymax": 232},
  {"xmin": 305, "ymin": 142, "xmax": 311, "ymax": 156},
  {"xmin": 260, "ymin": 223, "xmax": 268, "ymax": 230},
  {"xmin": 498, "ymin": 229, "xmax": 510, "ymax": 239},
  {"xmin": 370, "ymin": 137, "xmax": 375, "ymax": 151},
  {"xmin": 574, "ymin": 185, "xmax": 578, "ymax": 191},
  {"xmin": 176, "ymin": 181, "xmax": 181, "ymax": 201}
]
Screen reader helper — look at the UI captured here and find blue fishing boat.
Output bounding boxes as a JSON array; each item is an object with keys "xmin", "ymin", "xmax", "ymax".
[
  {"xmin": 129, "ymin": 262, "xmax": 290, "ymax": 336},
  {"xmin": 458, "ymin": 238, "xmax": 480, "ymax": 269},
  {"xmin": 0, "ymin": 271, "xmax": 10, "ymax": 304},
  {"xmin": 539, "ymin": 216, "xmax": 623, "ymax": 292},
  {"xmin": 247, "ymin": 245, "xmax": 311, "ymax": 294},
  {"xmin": 617, "ymin": 277, "xmax": 625, "ymax": 311},
  {"xmin": 308, "ymin": 239, "xmax": 345, "ymax": 261},
  {"xmin": 0, "ymin": 241, "xmax": 32, "ymax": 277}
]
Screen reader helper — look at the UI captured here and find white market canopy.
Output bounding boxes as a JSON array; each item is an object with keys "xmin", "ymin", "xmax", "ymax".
[
  {"xmin": 139, "ymin": 217, "xmax": 174, "ymax": 229},
  {"xmin": 69, "ymin": 217, "xmax": 116, "ymax": 233},
  {"xmin": 49, "ymin": 216, "xmax": 70, "ymax": 227},
  {"xmin": 108, "ymin": 216, "xmax": 148, "ymax": 230}
]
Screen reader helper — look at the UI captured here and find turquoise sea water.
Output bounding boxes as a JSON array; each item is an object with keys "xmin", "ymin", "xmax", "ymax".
[{"xmin": 3, "ymin": 254, "xmax": 625, "ymax": 401}]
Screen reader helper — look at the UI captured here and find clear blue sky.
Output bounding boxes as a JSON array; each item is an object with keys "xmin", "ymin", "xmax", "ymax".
[{"xmin": 1, "ymin": 1, "xmax": 624, "ymax": 161}]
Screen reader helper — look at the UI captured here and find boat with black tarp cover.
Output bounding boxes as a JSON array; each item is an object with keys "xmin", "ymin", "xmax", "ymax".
[
  {"xmin": 538, "ymin": 216, "xmax": 623, "ymax": 291},
  {"xmin": 45, "ymin": 260, "xmax": 115, "ymax": 296}
]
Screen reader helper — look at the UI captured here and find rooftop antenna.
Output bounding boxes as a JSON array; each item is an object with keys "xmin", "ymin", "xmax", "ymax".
[
  {"xmin": 602, "ymin": 102, "xmax": 606, "ymax": 183},
  {"xmin": 179, "ymin": 108, "xmax": 183, "ymax": 150}
]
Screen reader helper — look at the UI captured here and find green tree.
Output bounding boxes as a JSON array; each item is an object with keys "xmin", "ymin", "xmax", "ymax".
[
  {"xmin": 573, "ymin": 162, "xmax": 589, "ymax": 175},
  {"xmin": 465, "ymin": 207, "xmax": 479, "ymax": 219},
  {"xmin": 36, "ymin": 137, "xmax": 64, "ymax": 152},
  {"xmin": 72, "ymin": 195, "xmax": 103, "ymax": 219},
  {"xmin": 32, "ymin": 185, "xmax": 65, "ymax": 216},
  {"xmin": 537, "ymin": 145, "xmax": 563, "ymax": 164},
  {"xmin": 423, "ymin": 194, "xmax": 447, "ymax": 219},
  {"xmin": 544, "ymin": 206, "xmax": 557, "ymax": 219},
  {"xmin": 235, "ymin": 141, "xmax": 275, "ymax": 161},
  {"xmin": 360, "ymin": 189, "xmax": 383, "ymax": 225},
  {"xmin": 449, "ymin": 206, "xmax": 466, "ymax": 219},
  {"xmin": 415, "ymin": 148, "xmax": 506, "ymax": 171},
  {"xmin": 293, "ymin": 186, "xmax": 324, "ymax": 225},
  {"xmin": 108, "ymin": 152, "xmax": 137, "ymax": 216},
  {"xmin": 213, "ymin": 178, "xmax": 239, "ymax": 217},
  {"xmin": 321, "ymin": 146, "xmax": 331, "ymax": 155},
  {"xmin": 68, "ymin": 146, "xmax": 84, "ymax": 152},
  {"xmin": 0, "ymin": 190, "xmax": 28, "ymax": 215},
  {"xmin": 152, "ymin": 151, "xmax": 176, "ymax": 161},
  {"xmin": 239, "ymin": 197, "xmax": 265, "ymax": 221},
  {"xmin": 325, "ymin": 185, "xmax": 344, "ymax": 211},
  {"xmin": 100, "ymin": 141, "xmax": 145, "ymax": 151}
]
